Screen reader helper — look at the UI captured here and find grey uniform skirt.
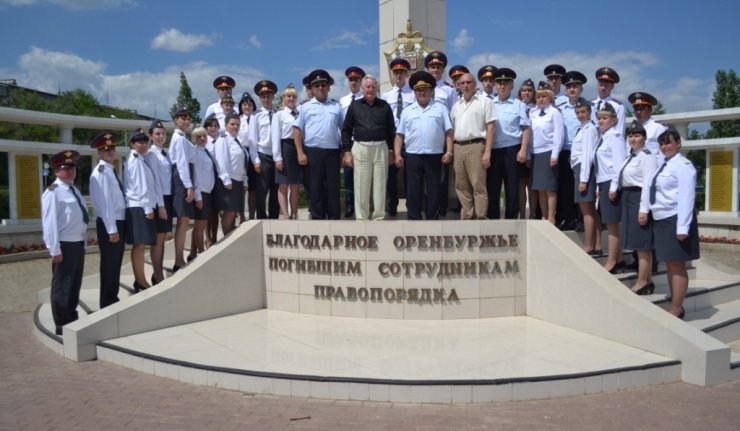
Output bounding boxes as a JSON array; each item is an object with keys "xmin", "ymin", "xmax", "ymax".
[
  {"xmin": 654, "ymin": 213, "xmax": 700, "ymax": 262},
  {"xmin": 531, "ymin": 150, "xmax": 558, "ymax": 191},
  {"xmin": 214, "ymin": 178, "xmax": 244, "ymax": 212},
  {"xmin": 193, "ymin": 192, "xmax": 212, "ymax": 221},
  {"xmin": 155, "ymin": 194, "xmax": 173, "ymax": 233},
  {"xmin": 598, "ymin": 180, "xmax": 621, "ymax": 223},
  {"xmin": 619, "ymin": 187, "xmax": 652, "ymax": 250},
  {"xmin": 276, "ymin": 138, "xmax": 302, "ymax": 184},
  {"xmin": 171, "ymin": 163, "xmax": 195, "ymax": 218},
  {"xmin": 125, "ymin": 207, "xmax": 156, "ymax": 245},
  {"xmin": 572, "ymin": 163, "xmax": 596, "ymax": 203}
]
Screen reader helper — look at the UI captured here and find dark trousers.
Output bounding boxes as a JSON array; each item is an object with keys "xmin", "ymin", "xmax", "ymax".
[
  {"xmin": 306, "ymin": 147, "xmax": 341, "ymax": 220},
  {"xmin": 97, "ymin": 218, "xmax": 126, "ymax": 309},
  {"xmin": 556, "ymin": 150, "xmax": 577, "ymax": 223},
  {"xmin": 387, "ymin": 164, "xmax": 399, "ymax": 211},
  {"xmin": 440, "ymin": 163, "xmax": 450, "ymax": 211},
  {"xmin": 487, "ymin": 144, "xmax": 522, "ymax": 219},
  {"xmin": 256, "ymin": 152, "xmax": 279, "ymax": 219},
  {"xmin": 50, "ymin": 241, "xmax": 85, "ymax": 333},
  {"xmin": 406, "ymin": 153, "xmax": 443, "ymax": 220},
  {"xmin": 344, "ymin": 166, "xmax": 354, "ymax": 211}
]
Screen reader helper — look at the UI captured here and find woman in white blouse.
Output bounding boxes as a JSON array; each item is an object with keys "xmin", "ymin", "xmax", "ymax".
[
  {"xmin": 272, "ymin": 85, "xmax": 302, "ymax": 219},
  {"xmin": 214, "ymin": 112, "xmax": 248, "ymax": 234},
  {"xmin": 528, "ymin": 81, "xmax": 563, "ymax": 224}
]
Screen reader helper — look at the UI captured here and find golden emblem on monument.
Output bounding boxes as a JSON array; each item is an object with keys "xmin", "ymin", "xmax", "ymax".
[{"xmin": 383, "ymin": 20, "xmax": 432, "ymax": 75}]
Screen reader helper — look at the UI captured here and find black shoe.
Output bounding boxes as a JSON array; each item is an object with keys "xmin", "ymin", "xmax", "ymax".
[
  {"xmin": 558, "ymin": 220, "xmax": 576, "ymax": 231},
  {"xmin": 625, "ymin": 260, "xmax": 639, "ymax": 270},
  {"xmin": 575, "ymin": 221, "xmax": 585, "ymax": 232},
  {"xmin": 151, "ymin": 275, "xmax": 159, "ymax": 286},
  {"xmin": 607, "ymin": 261, "xmax": 626, "ymax": 274},
  {"xmin": 172, "ymin": 265, "xmax": 181, "ymax": 273},
  {"xmin": 344, "ymin": 208, "xmax": 354, "ymax": 218},
  {"xmin": 633, "ymin": 282, "xmax": 655, "ymax": 296},
  {"xmin": 587, "ymin": 249, "xmax": 603, "ymax": 257},
  {"xmin": 55, "ymin": 327, "xmax": 63, "ymax": 336},
  {"xmin": 388, "ymin": 207, "xmax": 397, "ymax": 216},
  {"xmin": 450, "ymin": 205, "xmax": 462, "ymax": 213},
  {"xmin": 187, "ymin": 254, "xmax": 196, "ymax": 263},
  {"xmin": 439, "ymin": 207, "xmax": 447, "ymax": 217},
  {"xmin": 133, "ymin": 281, "xmax": 147, "ymax": 293},
  {"xmin": 677, "ymin": 307, "xmax": 685, "ymax": 320}
]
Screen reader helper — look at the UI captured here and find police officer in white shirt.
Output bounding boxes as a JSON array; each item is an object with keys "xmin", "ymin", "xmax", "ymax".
[
  {"xmin": 89, "ymin": 132, "xmax": 126, "ymax": 309},
  {"xmin": 249, "ymin": 80, "xmax": 279, "ymax": 219},
  {"xmin": 591, "ymin": 67, "xmax": 626, "ymax": 136},
  {"xmin": 42, "ymin": 150, "xmax": 88, "ymax": 336},
  {"xmin": 205, "ymin": 75, "xmax": 236, "ymax": 119},
  {"xmin": 628, "ymin": 92, "xmax": 667, "ymax": 158}
]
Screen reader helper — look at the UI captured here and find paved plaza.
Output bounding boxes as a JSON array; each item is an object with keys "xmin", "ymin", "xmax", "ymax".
[{"xmin": 1, "ymin": 248, "xmax": 739, "ymax": 430}]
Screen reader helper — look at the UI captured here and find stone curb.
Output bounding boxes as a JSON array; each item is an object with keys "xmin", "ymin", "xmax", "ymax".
[{"xmin": 0, "ymin": 246, "xmax": 100, "ymax": 265}]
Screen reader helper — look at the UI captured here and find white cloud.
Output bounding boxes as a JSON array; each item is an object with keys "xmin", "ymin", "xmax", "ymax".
[
  {"xmin": 466, "ymin": 49, "xmax": 714, "ymax": 114},
  {"xmin": 17, "ymin": 46, "xmax": 106, "ymax": 93},
  {"xmin": 313, "ymin": 24, "xmax": 378, "ymax": 51},
  {"xmin": 0, "ymin": 0, "xmax": 136, "ymax": 9},
  {"xmin": 451, "ymin": 29, "xmax": 474, "ymax": 53},
  {"xmin": 150, "ymin": 28, "xmax": 213, "ymax": 53},
  {"xmin": 249, "ymin": 35, "xmax": 262, "ymax": 49}
]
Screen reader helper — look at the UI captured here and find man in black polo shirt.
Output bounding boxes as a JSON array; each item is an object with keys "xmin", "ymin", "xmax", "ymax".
[{"xmin": 341, "ymin": 75, "xmax": 396, "ymax": 220}]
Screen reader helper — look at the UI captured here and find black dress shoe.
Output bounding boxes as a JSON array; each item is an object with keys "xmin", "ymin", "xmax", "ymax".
[
  {"xmin": 632, "ymin": 282, "xmax": 655, "ymax": 295},
  {"xmin": 55, "ymin": 327, "xmax": 63, "ymax": 336},
  {"xmin": 133, "ymin": 281, "xmax": 147, "ymax": 293},
  {"xmin": 172, "ymin": 265, "xmax": 181, "ymax": 273},
  {"xmin": 575, "ymin": 221, "xmax": 585, "ymax": 232},
  {"xmin": 625, "ymin": 260, "xmax": 639, "ymax": 270},
  {"xmin": 439, "ymin": 207, "xmax": 447, "ymax": 217},
  {"xmin": 587, "ymin": 249, "xmax": 603, "ymax": 257},
  {"xmin": 450, "ymin": 205, "xmax": 462, "ymax": 213},
  {"xmin": 344, "ymin": 208, "xmax": 354, "ymax": 218},
  {"xmin": 607, "ymin": 261, "xmax": 626, "ymax": 274},
  {"xmin": 187, "ymin": 254, "xmax": 196, "ymax": 263},
  {"xmin": 677, "ymin": 307, "xmax": 685, "ymax": 320},
  {"xmin": 388, "ymin": 207, "xmax": 397, "ymax": 216},
  {"xmin": 559, "ymin": 220, "xmax": 577, "ymax": 231}
]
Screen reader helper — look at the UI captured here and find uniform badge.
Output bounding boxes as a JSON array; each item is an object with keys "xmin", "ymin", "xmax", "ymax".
[{"xmin": 98, "ymin": 165, "xmax": 105, "ymax": 172}]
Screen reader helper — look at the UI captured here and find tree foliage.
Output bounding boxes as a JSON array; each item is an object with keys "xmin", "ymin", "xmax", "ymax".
[
  {"xmin": 705, "ymin": 69, "xmax": 740, "ymax": 139},
  {"xmin": 170, "ymin": 72, "xmax": 202, "ymax": 124}
]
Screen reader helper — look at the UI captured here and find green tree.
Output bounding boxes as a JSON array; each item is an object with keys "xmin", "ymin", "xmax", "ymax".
[
  {"xmin": 705, "ymin": 69, "xmax": 740, "ymax": 139},
  {"xmin": 170, "ymin": 72, "xmax": 202, "ymax": 124}
]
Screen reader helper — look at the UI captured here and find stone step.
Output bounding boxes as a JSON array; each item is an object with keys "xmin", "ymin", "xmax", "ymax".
[{"xmin": 686, "ymin": 299, "xmax": 740, "ymax": 344}]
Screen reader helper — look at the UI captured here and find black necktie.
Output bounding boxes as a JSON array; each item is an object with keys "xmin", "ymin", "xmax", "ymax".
[
  {"xmin": 161, "ymin": 149, "xmax": 171, "ymax": 163},
  {"xmin": 291, "ymin": 109, "xmax": 298, "ymax": 119},
  {"xmin": 113, "ymin": 167, "xmax": 125, "ymax": 197},
  {"xmin": 618, "ymin": 152, "xmax": 636, "ymax": 189},
  {"xmin": 351, "ymin": 94, "xmax": 355, "ymax": 102},
  {"xmin": 235, "ymin": 137, "xmax": 249, "ymax": 170},
  {"xmin": 457, "ymin": 91, "xmax": 462, "ymax": 100},
  {"xmin": 596, "ymin": 100, "xmax": 603, "ymax": 112},
  {"xmin": 268, "ymin": 110, "xmax": 273, "ymax": 125},
  {"xmin": 650, "ymin": 162, "xmax": 668, "ymax": 205},
  {"xmin": 397, "ymin": 88, "xmax": 403, "ymax": 119},
  {"xmin": 593, "ymin": 137, "xmax": 604, "ymax": 175},
  {"xmin": 70, "ymin": 186, "xmax": 89, "ymax": 224},
  {"xmin": 539, "ymin": 108, "xmax": 546, "ymax": 117},
  {"xmin": 575, "ymin": 127, "xmax": 582, "ymax": 135},
  {"xmin": 204, "ymin": 148, "xmax": 218, "ymax": 177}
]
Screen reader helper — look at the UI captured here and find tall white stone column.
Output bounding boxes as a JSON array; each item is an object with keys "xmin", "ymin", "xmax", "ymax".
[{"xmin": 379, "ymin": 0, "xmax": 446, "ymax": 92}]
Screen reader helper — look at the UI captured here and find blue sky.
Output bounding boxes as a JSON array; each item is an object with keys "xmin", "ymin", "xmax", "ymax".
[{"xmin": 1, "ymin": 0, "xmax": 738, "ymax": 123}]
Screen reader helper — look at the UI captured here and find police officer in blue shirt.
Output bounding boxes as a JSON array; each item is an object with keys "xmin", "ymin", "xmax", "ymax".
[
  {"xmin": 292, "ymin": 69, "xmax": 344, "ymax": 220},
  {"xmin": 488, "ymin": 68, "xmax": 531, "ymax": 219},
  {"xmin": 393, "ymin": 71, "xmax": 454, "ymax": 220},
  {"xmin": 557, "ymin": 70, "xmax": 588, "ymax": 230}
]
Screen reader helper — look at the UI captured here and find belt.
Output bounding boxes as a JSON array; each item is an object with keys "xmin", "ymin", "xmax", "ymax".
[
  {"xmin": 621, "ymin": 186, "xmax": 642, "ymax": 192},
  {"xmin": 455, "ymin": 138, "xmax": 485, "ymax": 146}
]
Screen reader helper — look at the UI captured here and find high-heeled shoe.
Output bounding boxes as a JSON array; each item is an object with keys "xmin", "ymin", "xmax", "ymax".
[
  {"xmin": 587, "ymin": 249, "xmax": 603, "ymax": 257},
  {"xmin": 632, "ymin": 282, "xmax": 655, "ymax": 296},
  {"xmin": 172, "ymin": 265, "xmax": 181, "ymax": 273},
  {"xmin": 133, "ymin": 281, "xmax": 148, "ymax": 293},
  {"xmin": 677, "ymin": 307, "xmax": 685, "ymax": 320},
  {"xmin": 187, "ymin": 254, "xmax": 196, "ymax": 263},
  {"xmin": 151, "ymin": 275, "xmax": 159, "ymax": 286},
  {"xmin": 607, "ymin": 261, "xmax": 626, "ymax": 274}
]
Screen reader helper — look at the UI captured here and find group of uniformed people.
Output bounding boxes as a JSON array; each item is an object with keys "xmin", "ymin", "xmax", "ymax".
[{"xmin": 41, "ymin": 51, "xmax": 698, "ymax": 335}]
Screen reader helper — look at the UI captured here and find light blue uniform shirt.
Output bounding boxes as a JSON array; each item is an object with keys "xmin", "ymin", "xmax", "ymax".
[
  {"xmin": 561, "ymin": 100, "xmax": 580, "ymax": 151},
  {"xmin": 292, "ymin": 98, "xmax": 344, "ymax": 149},
  {"xmin": 396, "ymin": 100, "xmax": 452, "ymax": 154},
  {"xmin": 492, "ymin": 96, "xmax": 530, "ymax": 149}
]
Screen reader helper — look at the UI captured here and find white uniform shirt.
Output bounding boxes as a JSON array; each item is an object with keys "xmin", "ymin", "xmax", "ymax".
[
  {"xmin": 124, "ymin": 150, "xmax": 159, "ymax": 214},
  {"xmin": 204, "ymin": 100, "xmax": 220, "ymax": 120},
  {"xmin": 145, "ymin": 145, "xmax": 171, "ymax": 205},
  {"xmin": 646, "ymin": 153, "xmax": 696, "ymax": 234},
  {"xmin": 642, "ymin": 117, "xmax": 668, "ymax": 159},
  {"xmin": 215, "ymin": 133, "xmax": 247, "ymax": 185},
  {"xmin": 618, "ymin": 146, "xmax": 658, "ymax": 213},
  {"xmin": 238, "ymin": 114, "xmax": 250, "ymax": 145},
  {"xmin": 594, "ymin": 128, "xmax": 627, "ymax": 192},
  {"xmin": 434, "ymin": 80, "xmax": 457, "ymax": 113},
  {"xmin": 193, "ymin": 145, "xmax": 216, "ymax": 201},
  {"xmin": 271, "ymin": 107, "xmax": 299, "ymax": 162},
  {"xmin": 340, "ymin": 90, "xmax": 363, "ymax": 116},
  {"xmin": 450, "ymin": 92, "xmax": 497, "ymax": 141},
  {"xmin": 570, "ymin": 122, "xmax": 598, "ymax": 183},
  {"xmin": 89, "ymin": 159, "xmax": 126, "ymax": 234},
  {"xmin": 169, "ymin": 129, "xmax": 196, "ymax": 189},
  {"xmin": 42, "ymin": 178, "xmax": 88, "ymax": 256},
  {"xmin": 529, "ymin": 105, "xmax": 564, "ymax": 158},
  {"xmin": 248, "ymin": 107, "xmax": 275, "ymax": 164},
  {"xmin": 381, "ymin": 84, "xmax": 415, "ymax": 127},
  {"xmin": 591, "ymin": 96, "xmax": 626, "ymax": 137}
]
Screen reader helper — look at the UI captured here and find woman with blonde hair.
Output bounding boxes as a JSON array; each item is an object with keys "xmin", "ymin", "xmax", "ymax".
[
  {"xmin": 272, "ymin": 84, "xmax": 302, "ymax": 219},
  {"xmin": 528, "ymin": 82, "xmax": 563, "ymax": 224}
]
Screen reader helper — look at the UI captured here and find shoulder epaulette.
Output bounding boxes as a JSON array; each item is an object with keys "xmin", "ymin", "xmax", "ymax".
[
  {"xmin": 443, "ymin": 81, "xmax": 453, "ymax": 87},
  {"xmin": 643, "ymin": 148, "xmax": 651, "ymax": 155},
  {"xmin": 300, "ymin": 99, "xmax": 310, "ymax": 105},
  {"xmin": 97, "ymin": 165, "xmax": 105, "ymax": 172},
  {"xmin": 557, "ymin": 101, "xmax": 567, "ymax": 107},
  {"xmin": 48, "ymin": 183, "xmax": 58, "ymax": 190},
  {"xmin": 681, "ymin": 157, "xmax": 691, "ymax": 164},
  {"xmin": 133, "ymin": 153, "xmax": 139, "ymax": 158},
  {"xmin": 612, "ymin": 98, "xmax": 622, "ymax": 105},
  {"xmin": 331, "ymin": 98, "xmax": 339, "ymax": 103}
]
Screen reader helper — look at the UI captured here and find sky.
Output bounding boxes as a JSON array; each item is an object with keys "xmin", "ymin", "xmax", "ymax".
[{"xmin": 1, "ymin": 0, "xmax": 738, "ymax": 125}]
